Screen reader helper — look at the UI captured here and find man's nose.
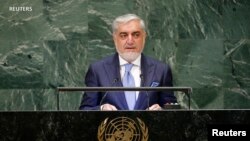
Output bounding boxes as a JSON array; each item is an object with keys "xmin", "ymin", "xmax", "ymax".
[{"xmin": 126, "ymin": 35, "xmax": 134, "ymax": 44}]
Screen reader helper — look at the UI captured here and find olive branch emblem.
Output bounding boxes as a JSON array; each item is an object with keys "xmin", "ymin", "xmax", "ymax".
[
  {"xmin": 137, "ymin": 118, "xmax": 148, "ymax": 141},
  {"xmin": 97, "ymin": 118, "xmax": 108, "ymax": 141}
]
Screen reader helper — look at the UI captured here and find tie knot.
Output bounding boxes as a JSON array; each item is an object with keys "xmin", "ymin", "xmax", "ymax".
[{"xmin": 124, "ymin": 64, "xmax": 133, "ymax": 72}]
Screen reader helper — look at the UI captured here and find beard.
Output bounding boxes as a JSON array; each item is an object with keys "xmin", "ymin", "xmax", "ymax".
[{"xmin": 118, "ymin": 51, "xmax": 141, "ymax": 63}]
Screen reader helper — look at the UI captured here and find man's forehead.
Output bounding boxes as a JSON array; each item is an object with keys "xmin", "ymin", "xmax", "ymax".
[
  {"xmin": 116, "ymin": 29, "xmax": 143, "ymax": 34},
  {"xmin": 116, "ymin": 27, "xmax": 143, "ymax": 34}
]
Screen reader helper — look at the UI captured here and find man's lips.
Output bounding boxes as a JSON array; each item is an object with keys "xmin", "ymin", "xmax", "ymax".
[{"xmin": 124, "ymin": 46, "xmax": 136, "ymax": 49}]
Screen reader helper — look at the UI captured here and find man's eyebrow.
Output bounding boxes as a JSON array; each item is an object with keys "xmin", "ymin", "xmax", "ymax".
[
  {"xmin": 119, "ymin": 32, "xmax": 128, "ymax": 34},
  {"xmin": 132, "ymin": 31, "xmax": 140, "ymax": 34}
]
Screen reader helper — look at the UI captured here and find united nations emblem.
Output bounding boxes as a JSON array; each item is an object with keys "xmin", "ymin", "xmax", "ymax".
[{"xmin": 97, "ymin": 117, "xmax": 148, "ymax": 141}]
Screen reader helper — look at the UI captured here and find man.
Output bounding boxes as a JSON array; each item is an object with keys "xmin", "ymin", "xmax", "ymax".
[{"xmin": 79, "ymin": 14, "xmax": 176, "ymax": 110}]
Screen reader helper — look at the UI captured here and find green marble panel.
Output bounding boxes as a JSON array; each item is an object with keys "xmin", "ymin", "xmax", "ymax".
[
  {"xmin": 0, "ymin": 0, "xmax": 65, "ymax": 42},
  {"xmin": 223, "ymin": 0, "xmax": 250, "ymax": 39},
  {"xmin": 144, "ymin": 0, "xmax": 224, "ymax": 39},
  {"xmin": 223, "ymin": 39, "xmax": 250, "ymax": 109},
  {"xmin": 0, "ymin": 89, "xmax": 56, "ymax": 111},
  {"xmin": 174, "ymin": 40, "xmax": 224, "ymax": 88},
  {"xmin": 59, "ymin": 91, "xmax": 82, "ymax": 110},
  {"xmin": 143, "ymin": 39, "xmax": 177, "ymax": 65},
  {"xmin": 43, "ymin": 40, "xmax": 88, "ymax": 110},
  {"xmin": 0, "ymin": 42, "xmax": 44, "ymax": 88},
  {"xmin": 223, "ymin": 40, "xmax": 250, "ymax": 87},
  {"xmin": 224, "ymin": 88, "xmax": 250, "ymax": 109},
  {"xmin": 191, "ymin": 88, "xmax": 224, "ymax": 109},
  {"xmin": 43, "ymin": 40, "xmax": 88, "ymax": 88},
  {"xmin": 43, "ymin": 0, "xmax": 88, "ymax": 38}
]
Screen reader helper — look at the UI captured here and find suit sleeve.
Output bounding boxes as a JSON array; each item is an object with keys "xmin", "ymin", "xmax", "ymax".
[
  {"xmin": 158, "ymin": 64, "xmax": 177, "ymax": 106},
  {"xmin": 79, "ymin": 64, "xmax": 101, "ymax": 110}
]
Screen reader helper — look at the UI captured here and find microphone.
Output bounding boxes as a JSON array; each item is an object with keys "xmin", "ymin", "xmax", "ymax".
[
  {"xmin": 99, "ymin": 78, "xmax": 119, "ymax": 109},
  {"xmin": 140, "ymin": 74, "xmax": 150, "ymax": 110}
]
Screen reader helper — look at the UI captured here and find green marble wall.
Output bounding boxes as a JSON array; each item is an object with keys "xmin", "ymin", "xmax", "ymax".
[{"xmin": 0, "ymin": 0, "xmax": 249, "ymax": 110}]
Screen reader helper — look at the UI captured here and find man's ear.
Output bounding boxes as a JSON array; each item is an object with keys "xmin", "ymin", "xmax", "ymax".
[
  {"xmin": 112, "ymin": 32, "xmax": 116, "ymax": 40},
  {"xmin": 113, "ymin": 33, "xmax": 117, "ymax": 46},
  {"xmin": 143, "ymin": 31, "xmax": 147, "ymax": 41}
]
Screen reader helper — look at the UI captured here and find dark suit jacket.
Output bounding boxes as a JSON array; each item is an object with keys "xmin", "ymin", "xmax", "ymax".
[{"xmin": 79, "ymin": 53, "xmax": 176, "ymax": 110}]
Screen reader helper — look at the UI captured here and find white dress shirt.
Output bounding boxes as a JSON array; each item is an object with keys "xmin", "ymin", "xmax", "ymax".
[{"xmin": 119, "ymin": 55, "xmax": 142, "ymax": 100}]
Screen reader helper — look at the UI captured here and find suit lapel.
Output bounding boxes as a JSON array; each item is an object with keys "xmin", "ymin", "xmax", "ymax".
[
  {"xmin": 140, "ymin": 54, "xmax": 155, "ymax": 87},
  {"xmin": 103, "ymin": 53, "xmax": 121, "ymax": 86},
  {"xmin": 134, "ymin": 54, "xmax": 155, "ymax": 109},
  {"xmin": 103, "ymin": 53, "xmax": 129, "ymax": 109}
]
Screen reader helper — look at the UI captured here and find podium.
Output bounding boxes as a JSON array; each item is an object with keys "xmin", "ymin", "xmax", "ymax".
[
  {"xmin": 0, "ymin": 111, "xmax": 249, "ymax": 140},
  {"xmin": 1, "ymin": 87, "xmax": 248, "ymax": 140}
]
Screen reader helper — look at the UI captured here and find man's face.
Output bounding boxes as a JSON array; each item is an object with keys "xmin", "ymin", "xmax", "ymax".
[{"xmin": 113, "ymin": 20, "xmax": 146, "ymax": 62}]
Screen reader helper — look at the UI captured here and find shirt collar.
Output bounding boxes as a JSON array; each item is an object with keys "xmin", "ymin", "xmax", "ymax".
[{"xmin": 119, "ymin": 54, "xmax": 141, "ymax": 67}]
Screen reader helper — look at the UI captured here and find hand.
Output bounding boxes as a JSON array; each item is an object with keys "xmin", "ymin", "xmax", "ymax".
[
  {"xmin": 148, "ymin": 104, "xmax": 162, "ymax": 110},
  {"xmin": 100, "ymin": 103, "xmax": 118, "ymax": 111}
]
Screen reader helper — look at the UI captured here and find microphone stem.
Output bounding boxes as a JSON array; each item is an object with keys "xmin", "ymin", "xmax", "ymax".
[{"xmin": 99, "ymin": 78, "xmax": 118, "ymax": 109}]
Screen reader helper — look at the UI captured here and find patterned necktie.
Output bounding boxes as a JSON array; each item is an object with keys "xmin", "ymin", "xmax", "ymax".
[{"xmin": 123, "ymin": 64, "xmax": 136, "ymax": 110}]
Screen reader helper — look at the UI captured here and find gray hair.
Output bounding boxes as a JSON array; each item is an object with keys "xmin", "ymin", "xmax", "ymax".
[{"xmin": 112, "ymin": 14, "xmax": 145, "ymax": 33}]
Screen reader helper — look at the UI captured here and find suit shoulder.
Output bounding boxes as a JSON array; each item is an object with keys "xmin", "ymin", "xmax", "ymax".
[{"xmin": 89, "ymin": 54, "xmax": 115, "ymax": 68}]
